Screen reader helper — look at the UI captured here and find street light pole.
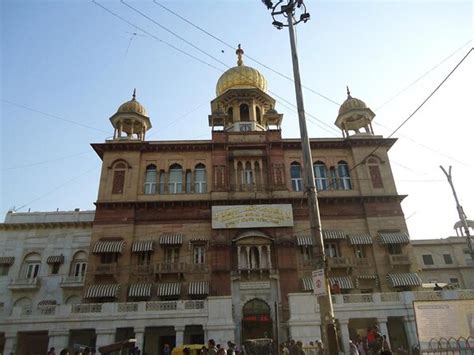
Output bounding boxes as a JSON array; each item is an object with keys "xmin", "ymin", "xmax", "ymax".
[{"xmin": 262, "ymin": 1, "xmax": 339, "ymax": 353}]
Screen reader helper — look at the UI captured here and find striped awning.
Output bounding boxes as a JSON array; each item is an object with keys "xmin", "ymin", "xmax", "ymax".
[
  {"xmin": 323, "ymin": 230, "xmax": 346, "ymax": 240},
  {"xmin": 128, "ymin": 283, "xmax": 152, "ymax": 298},
  {"xmin": 329, "ymin": 276, "xmax": 354, "ymax": 289},
  {"xmin": 302, "ymin": 277, "xmax": 314, "ymax": 291},
  {"xmin": 0, "ymin": 256, "xmax": 15, "ymax": 265},
  {"xmin": 348, "ymin": 233, "xmax": 373, "ymax": 245},
  {"xmin": 157, "ymin": 282, "xmax": 181, "ymax": 296},
  {"xmin": 296, "ymin": 235, "xmax": 313, "ymax": 246},
  {"xmin": 85, "ymin": 284, "xmax": 120, "ymax": 299},
  {"xmin": 387, "ymin": 272, "xmax": 422, "ymax": 287},
  {"xmin": 132, "ymin": 240, "xmax": 154, "ymax": 252},
  {"xmin": 47, "ymin": 255, "xmax": 65, "ymax": 264},
  {"xmin": 188, "ymin": 281, "xmax": 209, "ymax": 295},
  {"xmin": 38, "ymin": 299, "xmax": 57, "ymax": 306},
  {"xmin": 92, "ymin": 240, "xmax": 125, "ymax": 254},
  {"xmin": 355, "ymin": 273, "xmax": 379, "ymax": 287},
  {"xmin": 159, "ymin": 233, "xmax": 183, "ymax": 245},
  {"xmin": 189, "ymin": 236, "xmax": 209, "ymax": 243},
  {"xmin": 378, "ymin": 232, "xmax": 410, "ymax": 244}
]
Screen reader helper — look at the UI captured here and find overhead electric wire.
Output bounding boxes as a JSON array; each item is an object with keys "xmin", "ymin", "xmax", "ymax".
[{"xmin": 2, "ymin": 152, "xmax": 91, "ymax": 171}]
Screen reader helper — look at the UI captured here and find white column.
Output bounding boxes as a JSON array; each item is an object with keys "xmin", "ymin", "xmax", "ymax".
[
  {"xmin": 339, "ymin": 319, "xmax": 350, "ymax": 354},
  {"xmin": 378, "ymin": 317, "xmax": 391, "ymax": 348},
  {"xmin": 134, "ymin": 327, "xmax": 145, "ymax": 351},
  {"xmin": 175, "ymin": 326, "xmax": 185, "ymax": 346},
  {"xmin": 237, "ymin": 246, "xmax": 242, "ymax": 270},
  {"xmin": 251, "ymin": 161, "xmax": 256, "ymax": 189},
  {"xmin": 48, "ymin": 330, "xmax": 69, "ymax": 352},
  {"xmin": 257, "ymin": 246, "xmax": 263, "ymax": 269},
  {"xmin": 3, "ymin": 332, "xmax": 17, "ymax": 355},
  {"xmin": 266, "ymin": 245, "xmax": 272, "ymax": 269},
  {"xmin": 234, "ymin": 160, "xmax": 239, "ymax": 190},
  {"xmin": 95, "ymin": 329, "xmax": 116, "ymax": 349},
  {"xmin": 259, "ymin": 159, "xmax": 264, "ymax": 190},
  {"xmin": 246, "ymin": 246, "xmax": 251, "ymax": 269},
  {"xmin": 403, "ymin": 316, "xmax": 417, "ymax": 354}
]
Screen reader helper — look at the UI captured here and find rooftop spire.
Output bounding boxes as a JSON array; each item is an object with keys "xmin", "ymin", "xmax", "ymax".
[
  {"xmin": 236, "ymin": 44, "xmax": 244, "ymax": 66},
  {"xmin": 346, "ymin": 86, "xmax": 352, "ymax": 99},
  {"xmin": 132, "ymin": 88, "xmax": 136, "ymax": 101}
]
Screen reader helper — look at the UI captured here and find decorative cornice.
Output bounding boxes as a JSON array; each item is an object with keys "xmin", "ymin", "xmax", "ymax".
[{"xmin": 0, "ymin": 221, "xmax": 93, "ymax": 230}]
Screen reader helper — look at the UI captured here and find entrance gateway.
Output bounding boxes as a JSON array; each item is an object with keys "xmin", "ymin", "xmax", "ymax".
[{"xmin": 241, "ymin": 299, "xmax": 272, "ymax": 341}]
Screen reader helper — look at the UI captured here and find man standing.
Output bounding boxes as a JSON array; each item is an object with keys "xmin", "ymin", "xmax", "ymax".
[{"xmin": 208, "ymin": 339, "xmax": 218, "ymax": 355}]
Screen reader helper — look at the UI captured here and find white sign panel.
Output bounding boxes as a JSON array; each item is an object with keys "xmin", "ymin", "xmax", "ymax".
[
  {"xmin": 312, "ymin": 269, "xmax": 327, "ymax": 297},
  {"xmin": 212, "ymin": 204, "xmax": 294, "ymax": 229}
]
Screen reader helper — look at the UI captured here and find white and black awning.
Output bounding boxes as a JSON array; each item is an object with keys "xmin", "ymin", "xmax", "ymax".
[
  {"xmin": 387, "ymin": 272, "xmax": 422, "ymax": 287},
  {"xmin": 329, "ymin": 276, "xmax": 354, "ymax": 289},
  {"xmin": 296, "ymin": 235, "xmax": 313, "ymax": 246},
  {"xmin": 47, "ymin": 255, "xmax": 65, "ymax": 264},
  {"xmin": 157, "ymin": 282, "xmax": 181, "ymax": 296},
  {"xmin": 378, "ymin": 232, "xmax": 410, "ymax": 245},
  {"xmin": 188, "ymin": 281, "xmax": 209, "ymax": 295},
  {"xmin": 132, "ymin": 240, "xmax": 154, "ymax": 253},
  {"xmin": 0, "ymin": 256, "xmax": 15, "ymax": 265},
  {"xmin": 85, "ymin": 284, "xmax": 120, "ymax": 299},
  {"xmin": 159, "ymin": 233, "xmax": 183, "ymax": 245},
  {"xmin": 128, "ymin": 283, "xmax": 152, "ymax": 298},
  {"xmin": 347, "ymin": 233, "xmax": 373, "ymax": 245},
  {"xmin": 302, "ymin": 277, "xmax": 314, "ymax": 291},
  {"xmin": 323, "ymin": 230, "xmax": 346, "ymax": 240},
  {"xmin": 92, "ymin": 240, "xmax": 125, "ymax": 254}
]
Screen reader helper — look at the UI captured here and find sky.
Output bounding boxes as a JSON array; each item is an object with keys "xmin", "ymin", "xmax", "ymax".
[{"xmin": 1, "ymin": 0, "xmax": 473, "ymax": 240}]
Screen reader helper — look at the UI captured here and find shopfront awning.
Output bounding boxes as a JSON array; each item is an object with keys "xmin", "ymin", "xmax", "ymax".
[
  {"xmin": 386, "ymin": 272, "xmax": 422, "ymax": 287},
  {"xmin": 296, "ymin": 235, "xmax": 313, "ymax": 246},
  {"xmin": 0, "ymin": 256, "xmax": 15, "ymax": 265},
  {"xmin": 323, "ymin": 230, "xmax": 346, "ymax": 240},
  {"xmin": 329, "ymin": 276, "xmax": 354, "ymax": 289},
  {"xmin": 301, "ymin": 277, "xmax": 314, "ymax": 291},
  {"xmin": 355, "ymin": 273, "xmax": 379, "ymax": 287},
  {"xmin": 159, "ymin": 233, "xmax": 183, "ymax": 245},
  {"xmin": 157, "ymin": 282, "xmax": 181, "ymax": 296},
  {"xmin": 347, "ymin": 233, "xmax": 373, "ymax": 245},
  {"xmin": 132, "ymin": 240, "xmax": 154, "ymax": 252},
  {"xmin": 46, "ymin": 255, "xmax": 65, "ymax": 264},
  {"xmin": 378, "ymin": 232, "xmax": 410, "ymax": 244},
  {"xmin": 128, "ymin": 283, "xmax": 152, "ymax": 298},
  {"xmin": 92, "ymin": 240, "xmax": 125, "ymax": 254},
  {"xmin": 188, "ymin": 281, "xmax": 209, "ymax": 295},
  {"xmin": 85, "ymin": 284, "xmax": 120, "ymax": 298}
]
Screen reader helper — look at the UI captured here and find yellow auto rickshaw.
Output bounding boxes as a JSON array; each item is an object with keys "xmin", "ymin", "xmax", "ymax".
[{"xmin": 171, "ymin": 344, "xmax": 205, "ymax": 355}]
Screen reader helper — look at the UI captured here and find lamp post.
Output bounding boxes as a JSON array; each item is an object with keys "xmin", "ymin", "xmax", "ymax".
[{"xmin": 261, "ymin": 1, "xmax": 339, "ymax": 353}]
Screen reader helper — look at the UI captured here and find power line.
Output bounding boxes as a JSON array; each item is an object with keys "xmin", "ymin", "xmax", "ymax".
[{"xmin": 2, "ymin": 152, "xmax": 91, "ymax": 171}]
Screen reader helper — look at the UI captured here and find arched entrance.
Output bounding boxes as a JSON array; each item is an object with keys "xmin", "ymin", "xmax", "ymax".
[{"xmin": 241, "ymin": 298, "xmax": 272, "ymax": 341}]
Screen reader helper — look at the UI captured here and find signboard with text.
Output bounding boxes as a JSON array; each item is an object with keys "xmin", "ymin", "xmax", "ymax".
[
  {"xmin": 212, "ymin": 204, "xmax": 294, "ymax": 229},
  {"xmin": 312, "ymin": 269, "xmax": 327, "ymax": 297}
]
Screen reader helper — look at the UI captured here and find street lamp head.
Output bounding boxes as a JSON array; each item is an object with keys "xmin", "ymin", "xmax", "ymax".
[
  {"xmin": 261, "ymin": 0, "xmax": 274, "ymax": 9},
  {"xmin": 272, "ymin": 20, "xmax": 284, "ymax": 29},
  {"xmin": 300, "ymin": 12, "xmax": 310, "ymax": 23}
]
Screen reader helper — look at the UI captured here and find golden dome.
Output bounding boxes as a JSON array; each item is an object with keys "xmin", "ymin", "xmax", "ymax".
[
  {"xmin": 117, "ymin": 89, "xmax": 147, "ymax": 116},
  {"xmin": 216, "ymin": 45, "xmax": 267, "ymax": 96},
  {"xmin": 338, "ymin": 87, "xmax": 367, "ymax": 116}
]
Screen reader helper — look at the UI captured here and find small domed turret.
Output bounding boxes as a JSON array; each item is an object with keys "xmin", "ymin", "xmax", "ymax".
[
  {"xmin": 109, "ymin": 89, "xmax": 152, "ymax": 141},
  {"xmin": 335, "ymin": 87, "xmax": 375, "ymax": 138}
]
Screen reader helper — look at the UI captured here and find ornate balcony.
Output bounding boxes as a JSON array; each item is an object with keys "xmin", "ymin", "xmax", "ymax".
[
  {"xmin": 132, "ymin": 264, "xmax": 153, "ymax": 276},
  {"xmin": 60, "ymin": 275, "xmax": 85, "ymax": 288},
  {"xmin": 154, "ymin": 262, "xmax": 185, "ymax": 275},
  {"xmin": 186, "ymin": 263, "xmax": 209, "ymax": 273},
  {"xmin": 327, "ymin": 256, "xmax": 353, "ymax": 270},
  {"xmin": 388, "ymin": 254, "xmax": 411, "ymax": 266},
  {"xmin": 8, "ymin": 277, "xmax": 40, "ymax": 290},
  {"xmin": 95, "ymin": 263, "xmax": 118, "ymax": 275}
]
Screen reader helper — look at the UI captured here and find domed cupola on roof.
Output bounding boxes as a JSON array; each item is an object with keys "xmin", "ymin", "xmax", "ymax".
[
  {"xmin": 109, "ymin": 89, "xmax": 152, "ymax": 141},
  {"xmin": 209, "ymin": 45, "xmax": 282, "ymax": 132},
  {"xmin": 335, "ymin": 87, "xmax": 375, "ymax": 138}
]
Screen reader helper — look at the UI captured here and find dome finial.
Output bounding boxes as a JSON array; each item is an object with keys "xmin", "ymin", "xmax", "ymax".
[
  {"xmin": 236, "ymin": 44, "xmax": 244, "ymax": 66},
  {"xmin": 346, "ymin": 86, "xmax": 352, "ymax": 98},
  {"xmin": 132, "ymin": 88, "xmax": 136, "ymax": 101}
]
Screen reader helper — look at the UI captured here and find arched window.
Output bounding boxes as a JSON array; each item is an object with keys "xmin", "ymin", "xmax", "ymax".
[
  {"xmin": 159, "ymin": 170, "xmax": 166, "ymax": 194},
  {"xmin": 194, "ymin": 163, "xmax": 207, "ymax": 193},
  {"xmin": 240, "ymin": 104, "xmax": 250, "ymax": 122},
  {"xmin": 313, "ymin": 161, "xmax": 329, "ymax": 191},
  {"xmin": 290, "ymin": 162, "xmax": 303, "ymax": 191},
  {"xmin": 71, "ymin": 251, "xmax": 87, "ymax": 279},
  {"xmin": 185, "ymin": 170, "xmax": 192, "ymax": 193},
  {"xmin": 168, "ymin": 164, "xmax": 183, "ymax": 193},
  {"xmin": 243, "ymin": 162, "xmax": 253, "ymax": 186},
  {"xmin": 22, "ymin": 253, "xmax": 41, "ymax": 279},
  {"xmin": 112, "ymin": 162, "xmax": 127, "ymax": 194},
  {"xmin": 249, "ymin": 246, "xmax": 260, "ymax": 269},
  {"xmin": 367, "ymin": 157, "xmax": 384, "ymax": 188},
  {"xmin": 144, "ymin": 164, "xmax": 157, "ymax": 194},
  {"xmin": 337, "ymin": 161, "xmax": 352, "ymax": 190}
]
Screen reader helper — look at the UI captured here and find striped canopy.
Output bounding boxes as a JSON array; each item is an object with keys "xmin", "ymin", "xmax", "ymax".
[
  {"xmin": 92, "ymin": 240, "xmax": 125, "ymax": 254},
  {"xmin": 188, "ymin": 281, "xmax": 209, "ymax": 295},
  {"xmin": 157, "ymin": 282, "xmax": 181, "ymax": 296},
  {"xmin": 378, "ymin": 232, "xmax": 410, "ymax": 244},
  {"xmin": 386, "ymin": 272, "xmax": 422, "ymax": 287},
  {"xmin": 128, "ymin": 283, "xmax": 152, "ymax": 298},
  {"xmin": 85, "ymin": 284, "xmax": 120, "ymax": 298},
  {"xmin": 347, "ymin": 233, "xmax": 373, "ymax": 245},
  {"xmin": 159, "ymin": 233, "xmax": 183, "ymax": 245},
  {"xmin": 47, "ymin": 255, "xmax": 65, "ymax": 264},
  {"xmin": 132, "ymin": 240, "xmax": 154, "ymax": 252}
]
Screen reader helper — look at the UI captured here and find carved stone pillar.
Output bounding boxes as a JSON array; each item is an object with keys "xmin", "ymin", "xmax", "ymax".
[
  {"xmin": 246, "ymin": 246, "xmax": 250, "ymax": 270},
  {"xmin": 266, "ymin": 245, "xmax": 272, "ymax": 269},
  {"xmin": 237, "ymin": 245, "xmax": 242, "ymax": 270},
  {"xmin": 257, "ymin": 245, "xmax": 263, "ymax": 269}
]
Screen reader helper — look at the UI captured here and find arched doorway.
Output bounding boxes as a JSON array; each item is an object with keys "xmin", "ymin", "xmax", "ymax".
[{"xmin": 241, "ymin": 298, "xmax": 272, "ymax": 341}]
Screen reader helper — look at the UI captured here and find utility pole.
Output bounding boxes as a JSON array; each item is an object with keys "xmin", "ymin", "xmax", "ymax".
[
  {"xmin": 440, "ymin": 166, "xmax": 473, "ymax": 253},
  {"xmin": 262, "ymin": 1, "xmax": 339, "ymax": 353}
]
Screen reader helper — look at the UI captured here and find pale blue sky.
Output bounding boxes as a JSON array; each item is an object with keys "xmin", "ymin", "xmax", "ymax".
[{"xmin": 1, "ymin": 0, "xmax": 473, "ymax": 239}]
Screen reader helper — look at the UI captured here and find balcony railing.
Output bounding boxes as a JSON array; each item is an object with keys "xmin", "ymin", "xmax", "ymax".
[
  {"xmin": 354, "ymin": 257, "xmax": 371, "ymax": 267},
  {"xmin": 154, "ymin": 262, "xmax": 185, "ymax": 274},
  {"xmin": 95, "ymin": 263, "xmax": 118, "ymax": 275},
  {"xmin": 342, "ymin": 294, "xmax": 374, "ymax": 303},
  {"xmin": 132, "ymin": 265, "xmax": 153, "ymax": 275},
  {"xmin": 8, "ymin": 277, "xmax": 40, "ymax": 290},
  {"xmin": 60, "ymin": 275, "xmax": 85, "ymax": 288},
  {"xmin": 388, "ymin": 254, "xmax": 411, "ymax": 266},
  {"xmin": 327, "ymin": 257, "xmax": 353, "ymax": 269},
  {"xmin": 187, "ymin": 263, "xmax": 209, "ymax": 273},
  {"xmin": 71, "ymin": 303, "xmax": 102, "ymax": 314}
]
